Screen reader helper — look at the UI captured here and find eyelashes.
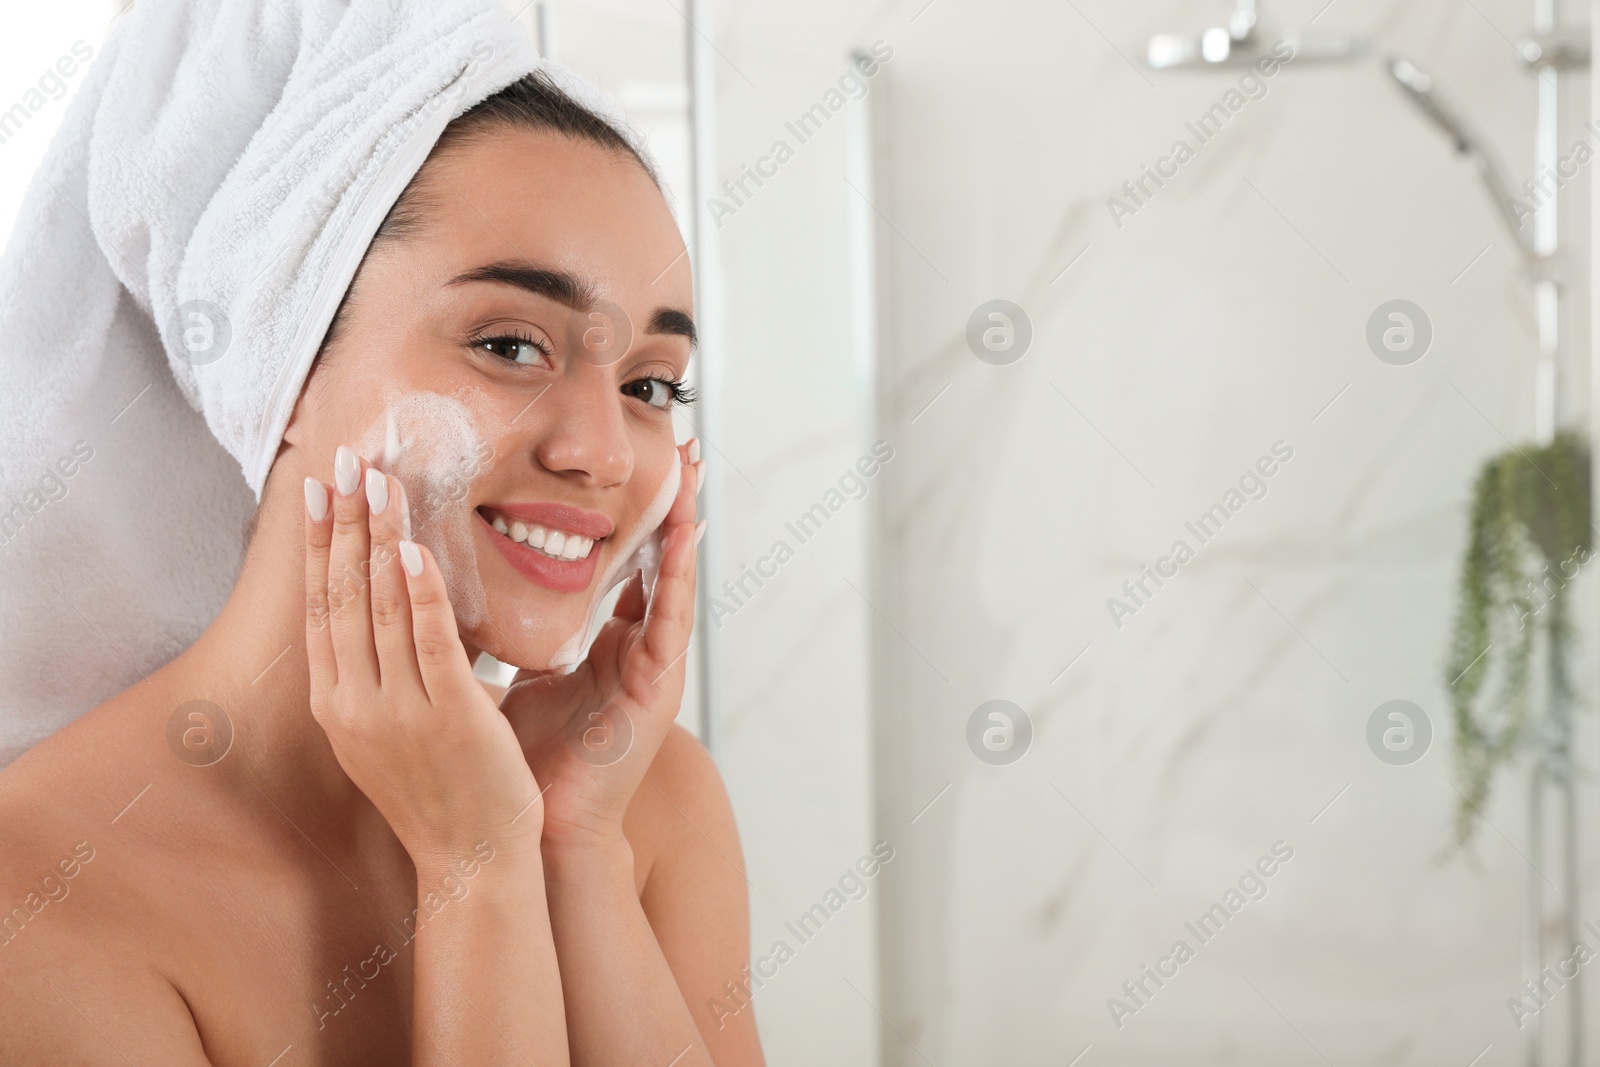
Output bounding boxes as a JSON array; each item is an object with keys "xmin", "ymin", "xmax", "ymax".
[
  {"xmin": 620, "ymin": 375, "xmax": 696, "ymax": 409},
  {"xmin": 469, "ymin": 329, "xmax": 552, "ymax": 366},
  {"xmin": 468, "ymin": 329, "xmax": 697, "ymax": 408}
]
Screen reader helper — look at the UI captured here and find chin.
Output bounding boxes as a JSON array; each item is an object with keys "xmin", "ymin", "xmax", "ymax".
[
  {"xmin": 462, "ymin": 591, "xmax": 595, "ymax": 673},
  {"xmin": 444, "ymin": 502, "xmax": 615, "ymax": 670}
]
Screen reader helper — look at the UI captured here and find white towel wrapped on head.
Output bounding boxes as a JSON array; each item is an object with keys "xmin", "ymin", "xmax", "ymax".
[{"xmin": 0, "ymin": 0, "xmax": 655, "ymax": 765}]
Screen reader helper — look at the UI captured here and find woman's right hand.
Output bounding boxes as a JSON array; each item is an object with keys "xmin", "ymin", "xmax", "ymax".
[{"xmin": 303, "ymin": 445, "xmax": 542, "ymax": 867}]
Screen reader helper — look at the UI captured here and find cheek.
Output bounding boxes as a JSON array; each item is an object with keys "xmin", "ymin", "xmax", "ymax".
[
  {"xmin": 356, "ymin": 391, "xmax": 492, "ymax": 627},
  {"xmin": 543, "ymin": 457, "xmax": 682, "ymax": 669},
  {"xmin": 626, "ymin": 458, "xmax": 682, "ymax": 545}
]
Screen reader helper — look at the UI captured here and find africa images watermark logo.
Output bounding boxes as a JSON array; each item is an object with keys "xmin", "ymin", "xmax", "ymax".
[
  {"xmin": 1106, "ymin": 441, "xmax": 1294, "ymax": 628},
  {"xmin": 705, "ymin": 841, "xmax": 895, "ymax": 1031},
  {"xmin": 0, "ymin": 439, "xmax": 96, "ymax": 549},
  {"xmin": 706, "ymin": 41, "xmax": 894, "ymax": 228},
  {"xmin": 707, "ymin": 441, "xmax": 894, "ymax": 628},
  {"xmin": 1106, "ymin": 39, "xmax": 1295, "ymax": 229},
  {"xmin": 1106, "ymin": 840, "xmax": 1295, "ymax": 1029},
  {"xmin": 0, "ymin": 40, "xmax": 95, "ymax": 149}
]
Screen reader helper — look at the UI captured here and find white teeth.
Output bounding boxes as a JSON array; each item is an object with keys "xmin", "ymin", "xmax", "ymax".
[{"xmin": 485, "ymin": 510, "xmax": 596, "ymax": 561}]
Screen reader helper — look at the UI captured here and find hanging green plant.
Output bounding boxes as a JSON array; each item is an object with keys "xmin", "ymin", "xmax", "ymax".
[{"xmin": 1443, "ymin": 430, "xmax": 1590, "ymax": 849}]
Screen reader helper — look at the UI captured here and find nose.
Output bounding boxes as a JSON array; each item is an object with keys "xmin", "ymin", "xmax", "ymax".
[{"xmin": 529, "ymin": 371, "xmax": 632, "ymax": 488}]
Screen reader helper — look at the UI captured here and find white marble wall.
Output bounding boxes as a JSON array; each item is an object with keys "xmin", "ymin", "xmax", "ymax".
[
  {"xmin": 709, "ymin": 0, "xmax": 1600, "ymax": 1064},
  {"xmin": 704, "ymin": 40, "xmax": 885, "ymax": 1067}
]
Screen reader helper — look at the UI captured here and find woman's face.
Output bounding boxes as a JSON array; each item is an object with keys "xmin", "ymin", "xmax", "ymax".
[{"xmin": 286, "ymin": 125, "xmax": 695, "ymax": 669}]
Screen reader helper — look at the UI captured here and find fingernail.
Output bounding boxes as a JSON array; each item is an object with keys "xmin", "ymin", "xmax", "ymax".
[
  {"xmin": 693, "ymin": 519, "xmax": 707, "ymax": 546},
  {"xmin": 303, "ymin": 477, "xmax": 328, "ymax": 522},
  {"xmin": 366, "ymin": 468, "xmax": 388, "ymax": 514},
  {"xmin": 399, "ymin": 540, "xmax": 423, "ymax": 576},
  {"xmin": 334, "ymin": 445, "xmax": 360, "ymax": 497},
  {"xmin": 695, "ymin": 460, "xmax": 706, "ymax": 497},
  {"xmin": 687, "ymin": 438, "xmax": 701, "ymax": 464}
]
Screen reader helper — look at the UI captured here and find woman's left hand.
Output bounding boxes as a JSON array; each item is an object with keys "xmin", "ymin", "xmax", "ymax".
[{"xmin": 500, "ymin": 441, "xmax": 703, "ymax": 853}]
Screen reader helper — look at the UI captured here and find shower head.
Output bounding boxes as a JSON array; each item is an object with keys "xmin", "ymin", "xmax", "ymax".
[
  {"xmin": 1386, "ymin": 59, "xmax": 1473, "ymax": 150},
  {"xmin": 1146, "ymin": 0, "xmax": 1369, "ymax": 69},
  {"xmin": 1146, "ymin": 30, "xmax": 1369, "ymax": 68},
  {"xmin": 1384, "ymin": 56, "xmax": 1532, "ymax": 257},
  {"xmin": 1144, "ymin": 5, "xmax": 1534, "ymax": 259}
]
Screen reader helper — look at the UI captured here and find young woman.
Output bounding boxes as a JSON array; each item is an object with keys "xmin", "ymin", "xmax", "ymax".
[{"xmin": 0, "ymin": 71, "xmax": 764, "ymax": 1065}]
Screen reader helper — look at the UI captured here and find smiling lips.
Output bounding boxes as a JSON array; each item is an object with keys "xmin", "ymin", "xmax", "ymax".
[
  {"xmin": 485, "ymin": 510, "xmax": 596, "ymax": 560},
  {"xmin": 475, "ymin": 502, "xmax": 614, "ymax": 594}
]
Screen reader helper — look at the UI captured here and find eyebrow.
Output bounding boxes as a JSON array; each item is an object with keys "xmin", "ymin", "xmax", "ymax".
[{"xmin": 449, "ymin": 261, "xmax": 697, "ymax": 349}]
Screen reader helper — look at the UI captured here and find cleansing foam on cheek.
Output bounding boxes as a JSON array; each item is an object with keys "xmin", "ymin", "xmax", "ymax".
[
  {"xmin": 356, "ymin": 392, "xmax": 491, "ymax": 628},
  {"xmin": 361, "ymin": 390, "xmax": 685, "ymax": 672},
  {"xmin": 547, "ymin": 458, "xmax": 682, "ymax": 669}
]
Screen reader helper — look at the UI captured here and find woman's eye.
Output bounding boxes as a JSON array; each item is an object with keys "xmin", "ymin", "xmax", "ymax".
[
  {"xmin": 622, "ymin": 378, "xmax": 676, "ymax": 409},
  {"xmin": 477, "ymin": 335, "xmax": 549, "ymax": 366}
]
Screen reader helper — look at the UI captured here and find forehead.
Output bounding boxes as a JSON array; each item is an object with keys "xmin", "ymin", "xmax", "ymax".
[{"xmin": 413, "ymin": 126, "xmax": 692, "ymax": 311}]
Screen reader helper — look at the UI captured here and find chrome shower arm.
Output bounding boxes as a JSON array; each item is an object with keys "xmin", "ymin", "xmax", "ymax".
[{"xmin": 1386, "ymin": 57, "xmax": 1536, "ymax": 259}]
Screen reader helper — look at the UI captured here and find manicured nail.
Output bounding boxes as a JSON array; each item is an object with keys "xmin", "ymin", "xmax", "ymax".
[
  {"xmin": 365, "ymin": 468, "xmax": 388, "ymax": 514},
  {"xmin": 687, "ymin": 438, "xmax": 701, "ymax": 464},
  {"xmin": 399, "ymin": 540, "xmax": 423, "ymax": 576},
  {"xmin": 693, "ymin": 520, "xmax": 707, "ymax": 546},
  {"xmin": 334, "ymin": 445, "xmax": 360, "ymax": 497},
  {"xmin": 695, "ymin": 460, "xmax": 706, "ymax": 497},
  {"xmin": 303, "ymin": 477, "xmax": 328, "ymax": 522}
]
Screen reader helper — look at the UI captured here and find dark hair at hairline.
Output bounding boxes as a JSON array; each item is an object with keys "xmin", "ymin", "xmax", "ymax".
[
  {"xmin": 318, "ymin": 70, "xmax": 657, "ymax": 354},
  {"xmin": 376, "ymin": 69, "xmax": 658, "ymax": 242}
]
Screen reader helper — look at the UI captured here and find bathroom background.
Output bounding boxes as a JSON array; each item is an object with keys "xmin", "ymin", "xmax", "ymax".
[{"xmin": 4, "ymin": 0, "xmax": 1598, "ymax": 1064}]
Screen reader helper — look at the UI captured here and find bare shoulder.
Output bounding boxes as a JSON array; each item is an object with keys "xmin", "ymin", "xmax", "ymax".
[
  {"xmin": 0, "ymin": 701, "xmax": 127, "ymax": 880},
  {"xmin": 0, "ymin": 685, "xmax": 160, "ymax": 851},
  {"xmin": 0, "ymin": 914, "xmax": 208, "ymax": 1064},
  {"xmin": 628, "ymin": 723, "xmax": 742, "ymax": 886},
  {"xmin": 645, "ymin": 722, "xmax": 728, "ymax": 808},
  {"xmin": 626, "ymin": 722, "xmax": 746, "ymax": 912},
  {"xmin": 0, "ymin": 695, "xmax": 153, "ymax": 946},
  {"xmin": 629, "ymin": 728, "xmax": 764, "ymax": 1061},
  {"xmin": 0, "ymin": 704, "xmax": 210, "ymax": 1063}
]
